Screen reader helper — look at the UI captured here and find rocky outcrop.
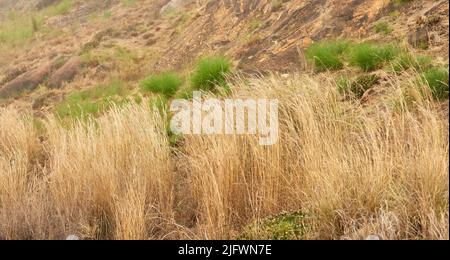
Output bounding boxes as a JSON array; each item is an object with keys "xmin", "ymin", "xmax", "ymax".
[
  {"xmin": 47, "ymin": 56, "xmax": 84, "ymax": 88},
  {"xmin": 0, "ymin": 63, "xmax": 52, "ymax": 98}
]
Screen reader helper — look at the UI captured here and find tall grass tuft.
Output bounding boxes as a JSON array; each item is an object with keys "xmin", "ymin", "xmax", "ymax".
[{"xmin": 191, "ymin": 56, "xmax": 231, "ymax": 92}]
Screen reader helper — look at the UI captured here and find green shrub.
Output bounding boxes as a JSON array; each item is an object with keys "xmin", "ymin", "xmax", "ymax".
[
  {"xmin": 238, "ymin": 211, "xmax": 306, "ymax": 240},
  {"xmin": 392, "ymin": 53, "xmax": 433, "ymax": 73},
  {"xmin": 349, "ymin": 43, "xmax": 398, "ymax": 72},
  {"xmin": 374, "ymin": 21, "xmax": 393, "ymax": 35},
  {"xmin": 306, "ymin": 40, "xmax": 350, "ymax": 71},
  {"xmin": 421, "ymin": 67, "xmax": 449, "ymax": 100},
  {"xmin": 140, "ymin": 72, "xmax": 183, "ymax": 98},
  {"xmin": 191, "ymin": 56, "xmax": 231, "ymax": 91},
  {"xmin": 350, "ymin": 74, "xmax": 380, "ymax": 98}
]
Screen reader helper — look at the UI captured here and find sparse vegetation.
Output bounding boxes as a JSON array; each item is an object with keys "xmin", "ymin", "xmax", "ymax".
[
  {"xmin": 374, "ymin": 21, "xmax": 393, "ymax": 35},
  {"xmin": 47, "ymin": 0, "xmax": 73, "ymax": 16},
  {"xmin": 55, "ymin": 80, "xmax": 129, "ymax": 120}
]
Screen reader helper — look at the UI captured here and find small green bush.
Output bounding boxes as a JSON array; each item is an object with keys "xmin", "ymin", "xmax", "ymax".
[
  {"xmin": 351, "ymin": 74, "xmax": 380, "ymax": 97},
  {"xmin": 392, "ymin": 53, "xmax": 433, "ymax": 73},
  {"xmin": 421, "ymin": 67, "xmax": 449, "ymax": 100},
  {"xmin": 191, "ymin": 56, "xmax": 231, "ymax": 91},
  {"xmin": 306, "ymin": 41, "xmax": 350, "ymax": 71},
  {"xmin": 349, "ymin": 43, "xmax": 398, "ymax": 72},
  {"xmin": 140, "ymin": 72, "xmax": 183, "ymax": 98},
  {"xmin": 337, "ymin": 77, "xmax": 352, "ymax": 94},
  {"xmin": 374, "ymin": 21, "xmax": 393, "ymax": 35}
]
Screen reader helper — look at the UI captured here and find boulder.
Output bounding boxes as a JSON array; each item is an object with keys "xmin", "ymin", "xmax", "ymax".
[
  {"xmin": 47, "ymin": 56, "xmax": 83, "ymax": 88},
  {"xmin": 0, "ymin": 63, "xmax": 52, "ymax": 99}
]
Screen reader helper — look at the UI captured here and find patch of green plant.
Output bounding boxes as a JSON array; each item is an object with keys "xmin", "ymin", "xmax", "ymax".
[
  {"xmin": 55, "ymin": 80, "xmax": 129, "ymax": 120},
  {"xmin": 392, "ymin": 53, "xmax": 433, "ymax": 73},
  {"xmin": 337, "ymin": 76, "xmax": 352, "ymax": 94},
  {"xmin": 121, "ymin": 0, "xmax": 137, "ymax": 6},
  {"xmin": 393, "ymin": 0, "xmax": 414, "ymax": 5},
  {"xmin": 140, "ymin": 72, "xmax": 183, "ymax": 98},
  {"xmin": 350, "ymin": 74, "xmax": 381, "ymax": 98},
  {"xmin": 175, "ymin": 87, "xmax": 195, "ymax": 100},
  {"xmin": 47, "ymin": 0, "xmax": 74, "ymax": 16},
  {"xmin": 0, "ymin": 12, "xmax": 44, "ymax": 47},
  {"xmin": 349, "ymin": 43, "xmax": 398, "ymax": 72},
  {"xmin": 103, "ymin": 11, "xmax": 112, "ymax": 19},
  {"xmin": 306, "ymin": 40, "xmax": 350, "ymax": 72},
  {"xmin": 374, "ymin": 21, "xmax": 393, "ymax": 35},
  {"xmin": 420, "ymin": 67, "xmax": 449, "ymax": 100},
  {"xmin": 249, "ymin": 19, "xmax": 262, "ymax": 32},
  {"xmin": 191, "ymin": 56, "xmax": 231, "ymax": 92},
  {"xmin": 238, "ymin": 211, "xmax": 307, "ymax": 240}
]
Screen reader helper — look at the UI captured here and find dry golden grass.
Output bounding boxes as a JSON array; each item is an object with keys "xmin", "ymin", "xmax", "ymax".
[
  {"xmin": 1, "ymin": 103, "xmax": 174, "ymax": 239},
  {"xmin": 0, "ymin": 73, "xmax": 448, "ymax": 240}
]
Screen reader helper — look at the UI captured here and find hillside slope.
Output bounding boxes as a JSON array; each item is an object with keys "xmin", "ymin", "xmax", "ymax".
[{"xmin": 0, "ymin": 0, "xmax": 448, "ymax": 110}]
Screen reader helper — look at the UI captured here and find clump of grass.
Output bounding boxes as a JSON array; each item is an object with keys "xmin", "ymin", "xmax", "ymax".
[
  {"xmin": 351, "ymin": 74, "xmax": 381, "ymax": 97},
  {"xmin": 191, "ymin": 56, "xmax": 231, "ymax": 92},
  {"xmin": 349, "ymin": 43, "xmax": 398, "ymax": 72},
  {"xmin": 55, "ymin": 80, "xmax": 129, "ymax": 120},
  {"xmin": 392, "ymin": 53, "xmax": 433, "ymax": 73},
  {"xmin": 337, "ymin": 76, "xmax": 352, "ymax": 94},
  {"xmin": 337, "ymin": 74, "xmax": 380, "ymax": 98},
  {"xmin": 306, "ymin": 40, "xmax": 350, "ymax": 72},
  {"xmin": 140, "ymin": 72, "xmax": 183, "ymax": 98},
  {"xmin": 374, "ymin": 21, "xmax": 393, "ymax": 35},
  {"xmin": 46, "ymin": 0, "xmax": 73, "ymax": 16},
  {"xmin": 420, "ymin": 67, "xmax": 449, "ymax": 100}
]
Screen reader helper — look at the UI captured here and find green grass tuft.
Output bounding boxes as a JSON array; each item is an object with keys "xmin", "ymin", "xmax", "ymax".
[
  {"xmin": 191, "ymin": 56, "xmax": 231, "ymax": 92},
  {"xmin": 392, "ymin": 53, "xmax": 433, "ymax": 73},
  {"xmin": 349, "ymin": 43, "xmax": 398, "ymax": 72},
  {"xmin": 374, "ymin": 21, "xmax": 393, "ymax": 35},
  {"xmin": 140, "ymin": 72, "xmax": 183, "ymax": 98},
  {"xmin": 306, "ymin": 40, "xmax": 350, "ymax": 72},
  {"xmin": 420, "ymin": 67, "xmax": 449, "ymax": 100}
]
